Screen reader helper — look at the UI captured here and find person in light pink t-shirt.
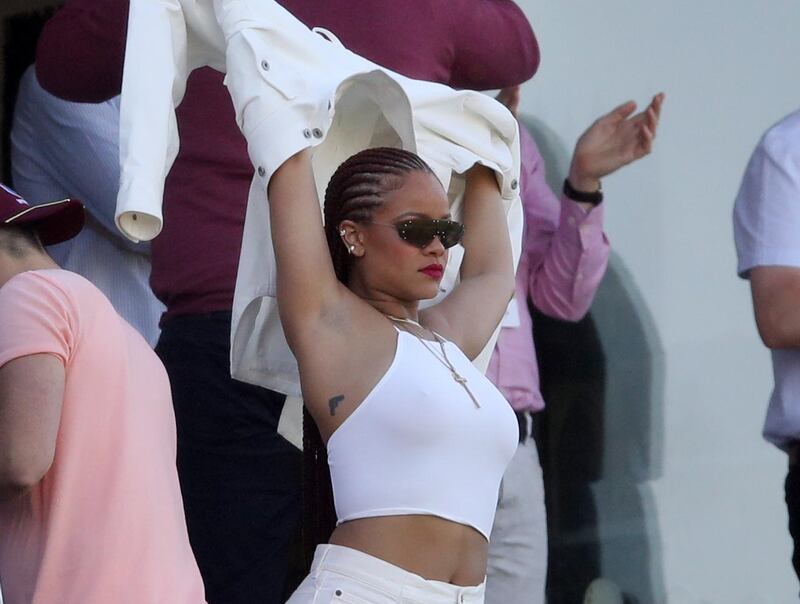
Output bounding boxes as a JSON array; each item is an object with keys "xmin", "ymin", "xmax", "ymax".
[{"xmin": 0, "ymin": 184, "xmax": 205, "ymax": 604}]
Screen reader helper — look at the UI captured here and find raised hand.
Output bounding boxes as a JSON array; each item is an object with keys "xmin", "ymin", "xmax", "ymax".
[{"xmin": 568, "ymin": 92, "xmax": 665, "ymax": 192}]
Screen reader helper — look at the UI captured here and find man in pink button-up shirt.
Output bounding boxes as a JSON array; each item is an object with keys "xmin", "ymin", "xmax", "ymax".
[{"xmin": 485, "ymin": 93, "xmax": 664, "ymax": 604}]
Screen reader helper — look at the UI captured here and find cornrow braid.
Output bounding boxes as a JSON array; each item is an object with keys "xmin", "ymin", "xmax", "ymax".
[{"xmin": 302, "ymin": 147, "xmax": 435, "ymax": 567}]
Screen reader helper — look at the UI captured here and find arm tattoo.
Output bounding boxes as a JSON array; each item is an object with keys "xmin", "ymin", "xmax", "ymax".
[{"xmin": 329, "ymin": 394, "xmax": 345, "ymax": 416}]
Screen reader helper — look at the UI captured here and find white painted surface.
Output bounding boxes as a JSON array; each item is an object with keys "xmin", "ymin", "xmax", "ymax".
[{"xmin": 516, "ymin": 0, "xmax": 800, "ymax": 601}]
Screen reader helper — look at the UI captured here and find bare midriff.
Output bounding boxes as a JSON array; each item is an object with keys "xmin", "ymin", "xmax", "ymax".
[{"xmin": 328, "ymin": 514, "xmax": 488, "ymax": 587}]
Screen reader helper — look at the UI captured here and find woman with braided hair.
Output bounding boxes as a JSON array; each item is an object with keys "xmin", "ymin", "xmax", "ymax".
[{"xmin": 275, "ymin": 144, "xmax": 518, "ymax": 604}]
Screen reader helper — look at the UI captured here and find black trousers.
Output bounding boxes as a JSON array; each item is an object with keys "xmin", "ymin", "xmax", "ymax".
[
  {"xmin": 786, "ymin": 455, "xmax": 800, "ymax": 591},
  {"xmin": 157, "ymin": 312, "xmax": 302, "ymax": 604}
]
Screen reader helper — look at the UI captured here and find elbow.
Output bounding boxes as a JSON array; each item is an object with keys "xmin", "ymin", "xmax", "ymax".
[
  {"xmin": 756, "ymin": 313, "xmax": 794, "ymax": 350},
  {"xmin": 759, "ymin": 325, "xmax": 790, "ymax": 350},
  {"xmin": 0, "ymin": 454, "xmax": 53, "ymax": 501},
  {"xmin": 530, "ymin": 292, "xmax": 592, "ymax": 323},
  {"xmin": 542, "ymin": 305, "xmax": 589, "ymax": 323},
  {"xmin": 558, "ymin": 306, "xmax": 590, "ymax": 323},
  {"xmin": 0, "ymin": 477, "xmax": 34, "ymax": 502}
]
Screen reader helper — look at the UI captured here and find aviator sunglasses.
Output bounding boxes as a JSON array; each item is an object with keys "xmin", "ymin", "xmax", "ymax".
[{"xmin": 369, "ymin": 218, "xmax": 465, "ymax": 249}]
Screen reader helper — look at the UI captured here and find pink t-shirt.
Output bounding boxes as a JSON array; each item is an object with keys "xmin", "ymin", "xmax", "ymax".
[{"xmin": 0, "ymin": 270, "xmax": 205, "ymax": 604}]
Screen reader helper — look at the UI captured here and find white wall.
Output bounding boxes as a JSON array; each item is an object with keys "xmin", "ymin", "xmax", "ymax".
[{"xmin": 516, "ymin": 0, "xmax": 800, "ymax": 601}]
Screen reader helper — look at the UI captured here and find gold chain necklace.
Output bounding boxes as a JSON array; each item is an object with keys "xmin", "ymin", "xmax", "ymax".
[{"xmin": 384, "ymin": 315, "xmax": 480, "ymax": 408}]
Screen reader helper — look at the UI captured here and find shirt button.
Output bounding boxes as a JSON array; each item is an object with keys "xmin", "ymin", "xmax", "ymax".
[
  {"xmin": 303, "ymin": 128, "xmax": 312, "ymax": 139},
  {"xmin": 257, "ymin": 166, "xmax": 266, "ymax": 177},
  {"xmin": 576, "ymin": 272, "xmax": 584, "ymax": 281},
  {"xmin": 260, "ymin": 59, "xmax": 270, "ymax": 71},
  {"xmin": 312, "ymin": 128, "xmax": 324, "ymax": 139},
  {"xmin": 568, "ymin": 216, "xmax": 577, "ymax": 227},
  {"xmin": 510, "ymin": 179, "xmax": 518, "ymax": 190},
  {"xmin": 335, "ymin": 590, "xmax": 342, "ymax": 597}
]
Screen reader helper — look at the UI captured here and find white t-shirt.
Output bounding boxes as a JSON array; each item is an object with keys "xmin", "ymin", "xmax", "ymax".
[{"xmin": 734, "ymin": 109, "xmax": 800, "ymax": 449}]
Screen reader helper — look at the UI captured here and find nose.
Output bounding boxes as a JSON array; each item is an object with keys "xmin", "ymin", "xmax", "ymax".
[{"xmin": 423, "ymin": 235, "xmax": 446, "ymax": 256}]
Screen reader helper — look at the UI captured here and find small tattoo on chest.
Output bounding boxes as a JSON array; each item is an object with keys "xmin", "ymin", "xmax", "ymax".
[{"xmin": 329, "ymin": 394, "xmax": 345, "ymax": 416}]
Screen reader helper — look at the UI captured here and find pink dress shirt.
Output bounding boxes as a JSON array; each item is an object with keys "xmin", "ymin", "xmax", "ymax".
[{"xmin": 486, "ymin": 124, "xmax": 610, "ymax": 412}]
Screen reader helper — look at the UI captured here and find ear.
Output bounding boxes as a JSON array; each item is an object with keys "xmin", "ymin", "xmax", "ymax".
[{"xmin": 338, "ymin": 220, "xmax": 366, "ymax": 257}]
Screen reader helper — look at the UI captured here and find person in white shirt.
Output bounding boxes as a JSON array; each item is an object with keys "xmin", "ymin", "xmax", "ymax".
[{"xmin": 733, "ymin": 109, "xmax": 800, "ymax": 591}]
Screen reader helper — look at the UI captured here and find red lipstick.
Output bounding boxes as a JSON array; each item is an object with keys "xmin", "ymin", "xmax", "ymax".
[{"xmin": 420, "ymin": 264, "xmax": 444, "ymax": 280}]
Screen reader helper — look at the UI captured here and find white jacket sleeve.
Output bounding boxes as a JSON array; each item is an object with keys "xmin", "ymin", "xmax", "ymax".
[{"xmin": 116, "ymin": 0, "xmax": 189, "ymax": 242}]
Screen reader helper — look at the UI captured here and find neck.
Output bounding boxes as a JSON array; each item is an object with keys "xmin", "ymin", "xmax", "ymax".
[
  {"xmin": 0, "ymin": 251, "xmax": 59, "ymax": 288},
  {"xmin": 370, "ymin": 301, "xmax": 419, "ymax": 322},
  {"xmin": 347, "ymin": 276, "xmax": 420, "ymax": 321}
]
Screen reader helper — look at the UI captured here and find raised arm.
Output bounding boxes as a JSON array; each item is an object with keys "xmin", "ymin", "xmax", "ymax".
[
  {"xmin": 36, "ymin": 0, "xmax": 129, "ymax": 102},
  {"xmin": 524, "ymin": 94, "xmax": 663, "ymax": 319},
  {"xmin": 520, "ymin": 125, "xmax": 609, "ymax": 321},
  {"xmin": 447, "ymin": 0, "xmax": 539, "ymax": 90},
  {"xmin": 266, "ymin": 150, "xmax": 348, "ymax": 347},
  {"xmin": 422, "ymin": 165, "xmax": 515, "ymax": 359}
]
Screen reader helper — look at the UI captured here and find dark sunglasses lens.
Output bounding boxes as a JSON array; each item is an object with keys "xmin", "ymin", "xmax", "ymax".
[
  {"xmin": 397, "ymin": 220, "xmax": 463, "ymax": 249},
  {"xmin": 438, "ymin": 221, "xmax": 464, "ymax": 248},
  {"xmin": 398, "ymin": 222, "xmax": 437, "ymax": 247}
]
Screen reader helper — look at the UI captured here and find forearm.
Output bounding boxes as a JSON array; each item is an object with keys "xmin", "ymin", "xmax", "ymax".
[
  {"xmin": 268, "ymin": 150, "xmax": 340, "ymax": 332},
  {"xmin": 751, "ymin": 268, "xmax": 800, "ymax": 349},
  {"xmin": 0, "ymin": 356, "xmax": 64, "ymax": 501},
  {"xmin": 528, "ymin": 199, "xmax": 609, "ymax": 321},
  {"xmin": 755, "ymin": 304, "xmax": 800, "ymax": 349},
  {"xmin": 36, "ymin": 0, "xmax": 128, "ymax": 102},
  {"xmin": 459, "ymin": 166, "xmax": 515, "ymax": 293}
]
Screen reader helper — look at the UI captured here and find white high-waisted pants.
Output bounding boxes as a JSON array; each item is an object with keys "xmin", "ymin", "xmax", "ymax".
[{"xmin": 286, "ymin": 544, "xmax": 486, "ymax": 604}]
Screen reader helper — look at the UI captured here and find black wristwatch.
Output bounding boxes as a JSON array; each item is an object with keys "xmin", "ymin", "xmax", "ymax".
[{"xmin": 563, "ymin": 178, "xmax": 603, "ymax": 206}]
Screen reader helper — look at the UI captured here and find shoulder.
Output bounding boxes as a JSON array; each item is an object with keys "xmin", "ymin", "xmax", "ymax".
[
  {"xmin": 758, "ymin": 110, "xmax": 800, "ymax": 164},
  {"xmin": 0, "ymin": 270, "xmax": 86, "ymax": 364},
  {"xmin": 1, "ymin": 269, "xmax": 72, "ymax": 302},
  {"xmin": 737, "ymin": 111, "xmax": 800, "ymax": 197},
  {"xmin": 1, "ymin": 269, "xmax": 103, "ymax": 318}
]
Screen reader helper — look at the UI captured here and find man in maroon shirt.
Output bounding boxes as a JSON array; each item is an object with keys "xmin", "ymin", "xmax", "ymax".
[{"xmin": 35, "ymin": 2, "xmax": 538, "ymax": 602}]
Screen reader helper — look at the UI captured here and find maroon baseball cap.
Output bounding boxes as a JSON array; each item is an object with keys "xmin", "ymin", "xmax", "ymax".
[{"xmin": 0, "ymin": 183, "xmax": 84, "ymax": 246}]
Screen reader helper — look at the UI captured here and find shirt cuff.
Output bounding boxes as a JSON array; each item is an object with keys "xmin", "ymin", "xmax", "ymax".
[
  {"xmin": 559, "ymin": 195, "xmax": 606, "ymax": 249},
  {"xmin": 115, "ymin": 178, "xmax": 165, "ymax": 243}
]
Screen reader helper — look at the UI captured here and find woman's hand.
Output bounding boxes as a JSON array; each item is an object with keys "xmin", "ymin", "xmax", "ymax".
[{"xmin": 568, "ymin": 92, "xmax": 665, "ymax": 192}]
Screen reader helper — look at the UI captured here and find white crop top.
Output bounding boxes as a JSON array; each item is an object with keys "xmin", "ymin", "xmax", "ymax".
[{"xmin": 326, "ymin": 329, "xmax": 518, "ymax": 540}]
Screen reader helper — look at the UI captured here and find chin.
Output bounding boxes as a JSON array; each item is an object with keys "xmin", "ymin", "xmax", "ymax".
[{"xmin": 417, "ymin": 282, "xmax": 442, "ymax": 301}]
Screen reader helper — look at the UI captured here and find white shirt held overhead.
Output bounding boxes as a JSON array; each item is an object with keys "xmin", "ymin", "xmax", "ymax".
[{"xmin": 117, "ymin": 0, "xmax": 523, "ymax": 394}]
